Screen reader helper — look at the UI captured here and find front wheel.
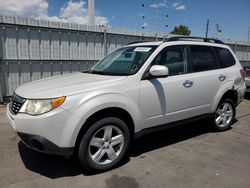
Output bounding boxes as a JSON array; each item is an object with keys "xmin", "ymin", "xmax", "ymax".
[
  {"xmin": 213, "ymin": 98, "xmax": 235, "ymax": 131},
  {"xmin": 78, "ymin": 117, "xmax": 130, "ymax": 171}
]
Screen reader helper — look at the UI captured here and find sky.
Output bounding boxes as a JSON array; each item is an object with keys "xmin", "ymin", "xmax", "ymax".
[{"xmin": 0, "ymin": 0, "xmax": 249, "ymax": 42}]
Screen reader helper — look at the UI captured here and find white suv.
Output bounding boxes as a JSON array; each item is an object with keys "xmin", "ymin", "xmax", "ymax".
[{"xmin": 6, "ymin": 37, "xmax": 246, "ymax": 171}]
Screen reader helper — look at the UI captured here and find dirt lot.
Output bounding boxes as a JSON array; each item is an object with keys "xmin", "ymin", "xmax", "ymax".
[{"xmin": 0, "ymin": 98, "xmax": 250, "ymax": 188}]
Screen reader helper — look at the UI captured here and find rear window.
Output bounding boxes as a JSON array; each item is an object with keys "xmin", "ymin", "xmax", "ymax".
[
  {"xmin": 213, "ymin": 47, "xmax": 236, "ymax": 68},
  {"xmin": 190, "ymin": 45, "xmax": 217, "ymax": 72}
]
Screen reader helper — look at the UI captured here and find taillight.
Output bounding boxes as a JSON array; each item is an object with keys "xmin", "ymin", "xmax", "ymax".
[{"xmin": 240, "ymin": 69, "xmax": 246, "ymax": 79}]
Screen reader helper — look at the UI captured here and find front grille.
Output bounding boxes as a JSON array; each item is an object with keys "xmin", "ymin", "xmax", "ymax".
[{"xmin": 9, "ymin": 93, "xmax": 26, "ymax": 115}]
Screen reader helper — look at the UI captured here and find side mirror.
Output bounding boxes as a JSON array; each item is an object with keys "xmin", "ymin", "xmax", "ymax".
[{"xmin": 149, "ymin": 65, "xmax": 169, "ymax": 78}]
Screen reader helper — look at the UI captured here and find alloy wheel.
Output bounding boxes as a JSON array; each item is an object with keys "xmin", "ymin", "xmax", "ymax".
[
  {"xmin": 215, "ymin": 102, "xmax": 233, "ymax": 128},
  {"xmin": 88, "ymin": 125, "xmax": 124, "ymax": 165}
]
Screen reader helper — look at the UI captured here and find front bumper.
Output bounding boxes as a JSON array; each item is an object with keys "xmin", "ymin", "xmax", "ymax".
[
  {"xmin": 17, "ymin": 132, "xmax": 74, "ymax": 156},
  {"xmin": 6, "ymin": 103, "xmax": 81, "ymax": 156}
]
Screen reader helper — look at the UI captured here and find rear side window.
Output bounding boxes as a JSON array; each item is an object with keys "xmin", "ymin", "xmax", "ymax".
[
  {"xmin": 190, "ymin": 45, "xmax": 217, "ymax": 72},
  {"xmin": 213, "ymin": 47, "xmax": 236, "ymax": 68}
]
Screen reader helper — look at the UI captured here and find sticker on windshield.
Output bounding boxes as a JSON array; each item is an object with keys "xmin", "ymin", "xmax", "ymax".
[{"xmin": 134, "ymin": 47, "xmax": 152, "ymax": 52}]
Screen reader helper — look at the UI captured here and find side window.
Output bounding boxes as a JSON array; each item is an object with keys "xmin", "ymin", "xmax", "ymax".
[
  {"xmin": 190, "ymin": 45, "xmax": 217, "ymax": 72},
  {"xmin": 213, "ymin": 47, "xmax": 236, "ymax": 68},
  {"xmin": 152, "ymin": 45, "xmax": 188, "ymax": 76}
]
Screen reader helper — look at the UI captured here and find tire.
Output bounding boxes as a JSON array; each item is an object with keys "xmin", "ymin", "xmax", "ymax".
[
  {"xmin": 78, "ymin": 117, "xmax": 130, "ymax": 171},
  {"xmin": 213, "ymin": 98, "xmax": 235, "ymax": 131}
]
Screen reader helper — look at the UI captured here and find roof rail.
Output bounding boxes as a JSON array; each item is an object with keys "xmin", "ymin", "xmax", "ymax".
[
  {"xmin": 126, "ymin": 41, "xmax": 152, "ymax": 45},
  {"xmin": 164, "ymin": 36, "xmax": 224, "ymax": 44}
]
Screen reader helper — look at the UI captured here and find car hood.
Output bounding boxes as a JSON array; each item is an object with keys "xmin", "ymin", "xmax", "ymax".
[{"xmin": 15, "ymin": 72, "xmax": 127, "ymax": 98}]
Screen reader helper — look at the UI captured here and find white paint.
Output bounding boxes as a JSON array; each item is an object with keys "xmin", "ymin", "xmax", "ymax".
[{"xmin": 134, "ymin": 47, "xmax": 152, "ymax": 52}]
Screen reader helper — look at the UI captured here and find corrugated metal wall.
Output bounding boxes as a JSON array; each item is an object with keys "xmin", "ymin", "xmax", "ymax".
[
  {"xmin": 0, "ymin": 26, "xmax": 150, "ymax": 61},
  {"xmin": 0, "ymin": 15, "xmax": 250, "ymax": 102},
  {"xmin": 0, "ymin": 60, "xmax": 97, "ymax": 98},
  {"xmin": 0, "ymin": 16, "xmax": 157, "ymax": 101}
]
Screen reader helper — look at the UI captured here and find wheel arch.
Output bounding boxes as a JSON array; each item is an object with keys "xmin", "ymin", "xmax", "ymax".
[
  {"xmin": 212, "ymin": 88, "xmax": 238, "ymax": 113},
  {"xmin": 219, "ymin": 90, "xmax": 238, "ymax": 105},
  {"xmin": 74, "ymin": 107, "xmax": 135, "ymax": 154}
]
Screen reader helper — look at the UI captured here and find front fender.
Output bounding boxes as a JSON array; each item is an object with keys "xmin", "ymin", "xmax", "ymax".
[{"xmin": 62, "ymin": 92, "xmax": 142, "ymax": 146}]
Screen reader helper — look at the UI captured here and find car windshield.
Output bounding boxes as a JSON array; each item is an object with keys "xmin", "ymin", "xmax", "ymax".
[{"xmin": 85, "ymin": 46, "xmax": 157, "ymax": 76}]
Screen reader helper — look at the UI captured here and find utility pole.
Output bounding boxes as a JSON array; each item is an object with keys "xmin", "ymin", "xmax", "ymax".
[
  {"xmin": 104, "ymin": 27, "xmax": 107, "ymax": 56},
  {"xmin": 156, "ymin": 7, "xmax": 159, "ymax": 41},
  {"xmin": 205, "ymin": 19, "xmax": 209, "ymax": 38},
  {"xmin": 247, "ymin": 26, "xmax": 250, "ymax": 64},
  {"xmin": 141, "ymin": 0, "xmax": 145, "ymax": 40}
]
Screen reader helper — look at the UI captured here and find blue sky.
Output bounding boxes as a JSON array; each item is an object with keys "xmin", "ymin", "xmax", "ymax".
[
  {"xmin": 1, "ymin": 0, "xmax": 249, "ymax": 42},
  {"xmin": 96, "ymin": 0, "xmax": 250, "ymax": 42}
]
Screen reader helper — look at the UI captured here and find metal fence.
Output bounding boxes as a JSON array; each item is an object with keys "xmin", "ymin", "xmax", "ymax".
[
  {"xmin": 0, "ymin": 15, "xmax": 158, "ymax": 102},
  {"xmin": 0, "ymin": 15, "xmax": 250, "ymax": 102},
  {"xmin": 0, "ymin": 60, "xmax": 97, "ymax": 98}
]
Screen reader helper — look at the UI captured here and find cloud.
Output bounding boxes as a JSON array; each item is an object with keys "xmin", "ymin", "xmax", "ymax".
[
  {"xmin": 60, "ymin": 1, "xmax": 87, "ymax": 18},
  {"xmin": 150, "ymin": 4, "xmax": 159, "ymax": 8},
  {"xmin": 175, "ymin": 5, "xmax": 186, "ymax": 10},
  {"xmin": 57, "ymin": 1, "xmax": 108, "ymax": 25},
  {"xmin": 0, "ymin": 0, "xmax": 48, "ymax": 18},
  {"xmin": 142, "ymin": 22, "xmax": 148, "ymax": 27},
  {"xmin": 172, "ymin": 3, "xmax": 179, "ymax": 7},
  {"xmin": 158, "ymin": 3, "xmax": 166, "ymax": 7},
  {"xmin": 150, "ymin": 2, "xmax": 166, "ymax": 8},
  {"xmin": 172, "ymin": 2, "xmax": 186, "ymax": 10},
  {"xmin": 0, "ymin": 0, "xmax": 108, "ymax": 26}
]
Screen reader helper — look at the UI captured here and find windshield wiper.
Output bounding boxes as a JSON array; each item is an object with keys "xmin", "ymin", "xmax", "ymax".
[
  {"xmin": 85, "ymin": 69, "xmax": 110, "ymax": 75},
  {"xmin": 83, "ymin": 69, "xmax": 130, "ymax": 76}
]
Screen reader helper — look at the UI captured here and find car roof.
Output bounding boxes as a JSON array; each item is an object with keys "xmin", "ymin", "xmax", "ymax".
[
  {"xmin": 125, "ymin": 37, "xmax": 229, "ymax": 49},
  {"xmin": 126, "ymin": 40, "xmax": 229, "ymax": 49}
]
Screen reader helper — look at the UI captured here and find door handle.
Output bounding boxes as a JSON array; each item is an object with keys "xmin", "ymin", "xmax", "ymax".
[
  {"xmin": 218, "ymin": 74, "xmax": 226, "ymax": 81},
  {"xmin": 183, "ymin": 80, "xmax": 193, "ymax": 88}
]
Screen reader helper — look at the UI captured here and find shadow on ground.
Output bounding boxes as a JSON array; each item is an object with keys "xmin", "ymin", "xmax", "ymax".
[
  {"xmin": 18, "ymin": 119, "xmax": 216, "ymax": 178},
  {"xmin": 130, "ymin": 119, "xmax": 213, "ymax": 157},
  {"xmin": 18, "ymin": 142, "xmax": 83, "ymax": 178}
]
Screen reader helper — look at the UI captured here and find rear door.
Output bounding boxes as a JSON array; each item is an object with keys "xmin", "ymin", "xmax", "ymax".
[{"xmin": 187, "ymin": 45, "xmax": 227, "ymax": 115}]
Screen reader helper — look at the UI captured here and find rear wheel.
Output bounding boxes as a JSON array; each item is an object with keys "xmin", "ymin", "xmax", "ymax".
[
  {"xmin": 78, "ymin": 117, "xmax": 130, "ymax": 171},
  {"xmin": 213, "ymin": 98, "xmax": 235, "ymax": 131}
]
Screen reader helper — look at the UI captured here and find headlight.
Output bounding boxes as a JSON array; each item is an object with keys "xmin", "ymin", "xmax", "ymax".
[{"xmin": 19, "ymin": 96, "xmax": 65, "ymax": 115}]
